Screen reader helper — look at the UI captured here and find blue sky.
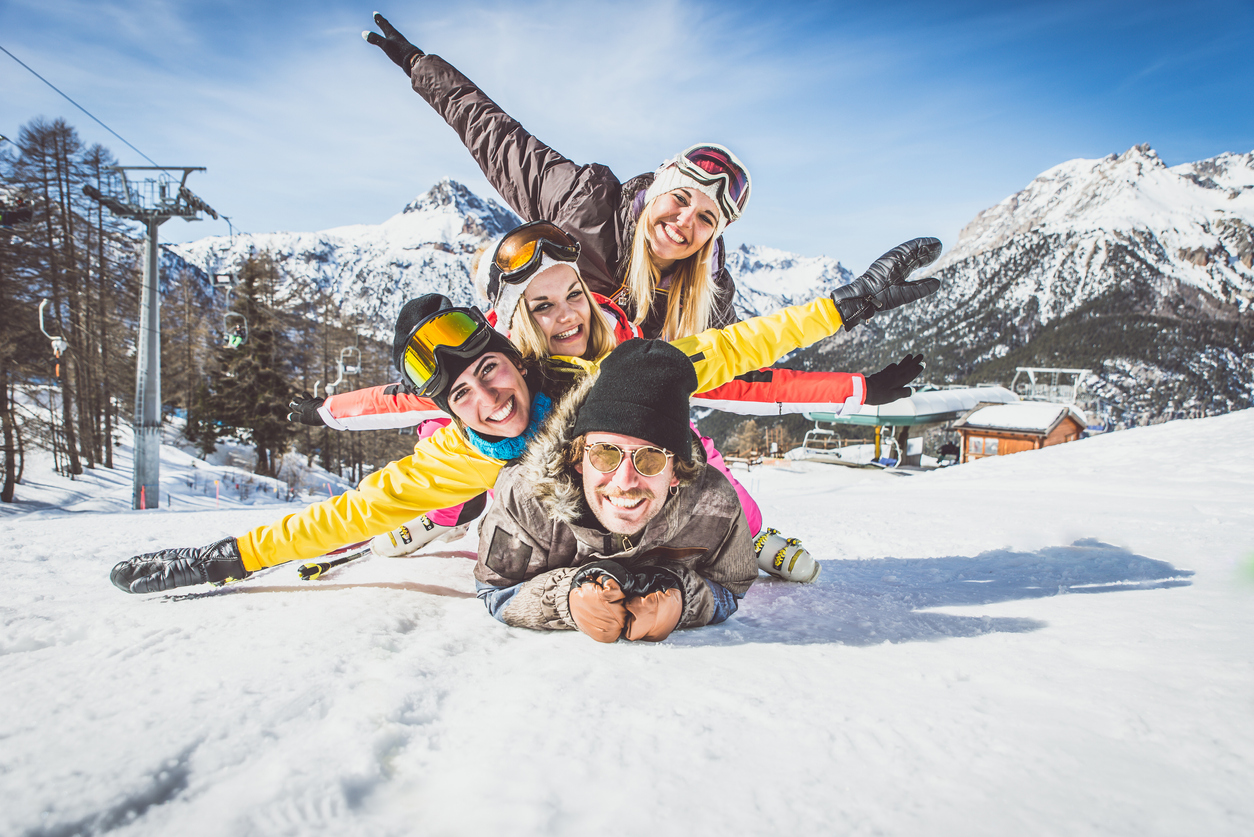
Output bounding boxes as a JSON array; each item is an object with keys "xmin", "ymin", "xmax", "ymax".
[{"xmin": 3, "ymin": 0, "xmax": 1252, "ymax": 269}]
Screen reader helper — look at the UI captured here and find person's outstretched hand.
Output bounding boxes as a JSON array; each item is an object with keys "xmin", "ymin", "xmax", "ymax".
[
  {"xmin": 831, "ymin": 238, "xmax": 943, "ymax": 329},
  {"xmin": 287, "ymin": 392, "xmax": 326, "ymax": 426},
  {"xmin": 362, "ymin": 12, "xmax": 424, "ymax": 74},
  {"xmin": 111, "ymin": 538, "xmax": 250, "ymax": 594},
  {"xmin": 864, "ymin": 353, "xmax": 926, "ymax": 405}
]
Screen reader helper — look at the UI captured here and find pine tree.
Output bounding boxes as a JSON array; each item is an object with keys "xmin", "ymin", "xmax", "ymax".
[{"xmin": 204, "ymin": 253, "xmax": 296, "ymax": 477}]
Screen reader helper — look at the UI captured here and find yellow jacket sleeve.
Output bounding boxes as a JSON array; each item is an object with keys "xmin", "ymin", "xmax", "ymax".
[
  {"xmin": 237, "ymin": 425, "xmax": 504, "ymax": 572},
  {"xmin": 670, "ymin": 297, "xmax": 844, "ymax": 392}
]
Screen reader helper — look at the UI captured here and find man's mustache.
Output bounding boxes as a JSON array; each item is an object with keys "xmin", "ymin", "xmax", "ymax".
[{"xmin": 597, "ymin": 487, "xmax": 656, "ymax": 502}]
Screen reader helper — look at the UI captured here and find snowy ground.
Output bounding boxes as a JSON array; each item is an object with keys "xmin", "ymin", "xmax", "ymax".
[{"xmin": 1, "ymin": 410, "xmax": 1252, "ymax": 836}]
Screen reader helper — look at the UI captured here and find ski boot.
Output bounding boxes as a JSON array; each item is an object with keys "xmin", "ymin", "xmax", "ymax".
[
  {"xmin": 371, "ymin": 515, "xmax": 471, "ymax": 557},
  {"xmin": 754, "ymin": 528, "xmax": 820, "ymax": 583}
]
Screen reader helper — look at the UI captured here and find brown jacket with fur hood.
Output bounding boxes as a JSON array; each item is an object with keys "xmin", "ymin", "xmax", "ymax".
[
  {"xmin": 474, "ymin": 374, "xmax": 757, "ymax": 634},
  {"xmin": 410, "ymin": 54, "xmax": 739, "ymax": 337}
]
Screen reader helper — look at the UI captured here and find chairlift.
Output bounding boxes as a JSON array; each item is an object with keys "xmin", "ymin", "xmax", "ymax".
[
  {"xmin": 38, "ymin": 299, "xmax": 70, "ymax": 376},
  {"xmin": 213, "ymin": 273, "xmax": 249, "ymax": 349},
  {"xmin": 340, "ymin": 346, "xmax": 362, "ymax": 376}
]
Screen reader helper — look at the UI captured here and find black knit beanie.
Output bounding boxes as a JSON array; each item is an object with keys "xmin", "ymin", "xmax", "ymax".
[
  {"xmin": 571, "ymin": 339, "xmax": 699, "ymax": 463},
  {"xmin": 392, "ymin": 294, "xmax": 517, "ymax": 413}
]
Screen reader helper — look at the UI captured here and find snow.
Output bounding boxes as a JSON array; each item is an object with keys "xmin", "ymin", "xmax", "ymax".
[
  {"xmin": 959, "ymin": 401, "xmax": 1088, "ymax": 432},
  {"xmin": 2, "ymin": 410, "xmax": 1253, "ymax": 835}
]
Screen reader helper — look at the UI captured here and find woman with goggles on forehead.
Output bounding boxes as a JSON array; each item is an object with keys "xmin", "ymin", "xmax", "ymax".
[{"xmin": 363, "ymin": 13, "xmax": 750, "ymax": 341}]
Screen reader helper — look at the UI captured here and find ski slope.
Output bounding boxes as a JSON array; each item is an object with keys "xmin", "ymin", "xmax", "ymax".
[{"xmin": 2, "ymin": 410, "xmax": 1252, "ymax": 836}]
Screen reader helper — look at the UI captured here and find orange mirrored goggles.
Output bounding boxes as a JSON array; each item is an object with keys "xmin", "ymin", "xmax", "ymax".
[
  {"xmin": 585, "ymin": 442, "xmax": 674, "ymax": 478},
  {"xmin": 400, "ymin": 308, "xmax": 491, "ymax": 396},
  {"xmin": 488, "ymin": 221, "xmax": 581, "ymax": 291}
]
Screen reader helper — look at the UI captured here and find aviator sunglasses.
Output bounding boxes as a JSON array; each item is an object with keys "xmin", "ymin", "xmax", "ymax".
[{"xmin": 584, "ymin": 442, "xmax": 674, "ymax": 478}]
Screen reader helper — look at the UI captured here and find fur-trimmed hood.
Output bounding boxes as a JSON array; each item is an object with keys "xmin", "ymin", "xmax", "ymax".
[{"xmin": 518, "ymin": 368, "xmax": 705, "ymax": 526}]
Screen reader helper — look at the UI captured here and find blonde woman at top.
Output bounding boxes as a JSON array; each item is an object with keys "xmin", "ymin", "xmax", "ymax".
[{"xmin": 364, "ymin": 13, "xmax": 753, "ymax": 341}]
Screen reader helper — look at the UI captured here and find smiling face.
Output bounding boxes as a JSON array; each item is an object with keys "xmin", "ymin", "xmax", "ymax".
[
  {"xmin": 643, "ymin": 187, "xmax": 721, "ymax": 269},
  {"xmin": 522, "ymin": 264, "xmax": 594, "ymax": 359},
  {"xmin": 446, "ymin": 352, "xmax": 531, "ymax": 438},
  {"xmin": 576, "ymin": 432, "xmax": 679, "ymax": 536}
]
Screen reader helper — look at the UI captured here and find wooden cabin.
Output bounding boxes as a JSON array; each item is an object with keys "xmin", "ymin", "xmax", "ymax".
[{"xmin": 952, "ymin": 402, "xmax": 1088, "ymax": 463}]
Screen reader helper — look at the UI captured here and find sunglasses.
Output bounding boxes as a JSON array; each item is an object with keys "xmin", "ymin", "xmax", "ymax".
[
  {"xmin": 488, "ymin": 221, "xmax": 581, "ymax": 292},
  {"xmin": 400, "ymin": 308, "xmax": 491, "ymax": 395},
  {"xmin": 584, "ymin": 442, "xmax": 674, "ymax": 478},
  {"xmin": 671, "ymin": 144, "xmax": 751, "ymax": 223}
]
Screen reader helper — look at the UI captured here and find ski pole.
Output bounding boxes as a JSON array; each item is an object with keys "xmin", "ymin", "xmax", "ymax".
[{"xmin": 298, "ymin": 547, "xmax": 370, "ymax": 580}]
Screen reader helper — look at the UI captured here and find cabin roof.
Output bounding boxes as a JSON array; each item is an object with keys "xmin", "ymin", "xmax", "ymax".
[{"xmin": 954, "ymin": 402, "xmax": 1088, "ymax": 435}]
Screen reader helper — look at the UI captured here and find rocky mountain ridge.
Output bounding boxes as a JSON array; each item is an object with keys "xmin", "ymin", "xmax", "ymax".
[{"xmin": 796, "ymin": 144, "xmax": 1254, "ymax": 427}]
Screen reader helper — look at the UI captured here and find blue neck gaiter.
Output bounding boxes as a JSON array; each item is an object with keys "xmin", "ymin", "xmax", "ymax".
[{"xmin": 463, "ymin": 392, "xmax": 553, "ymax": 461}]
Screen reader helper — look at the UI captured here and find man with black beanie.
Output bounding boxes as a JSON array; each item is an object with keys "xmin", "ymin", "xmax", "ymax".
[{"xmin": 473, "ymin": 339, "xmax": 758, "ymax": 643}]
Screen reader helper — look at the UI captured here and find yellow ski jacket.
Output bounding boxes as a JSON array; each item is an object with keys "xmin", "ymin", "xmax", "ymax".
[{"xmin": 237, "ymin": 298, "xmax": 844, "ymax": 572}]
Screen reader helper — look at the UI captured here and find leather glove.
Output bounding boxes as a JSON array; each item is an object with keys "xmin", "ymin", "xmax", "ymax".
[
  {"xmin": 864, "ymin": 353, "xmax": 925, "ymax": 406},
  {"xmin": 831, "ymin": 238, "xmax": 942, "ymax": 329},
  {"xmin": 287, "ymin": 392, "xmax": 326, "ymax": 426},
  {"xmin": 111, "ymin": 538, "xmax": 250, "ymax": 594},
  {"xmin": 362, "ymin": 13, "xmax": 424, "ymax": 74},
  {"xmin": 569, "ymin": 561, "xmax": 629, "ymax": 642}
]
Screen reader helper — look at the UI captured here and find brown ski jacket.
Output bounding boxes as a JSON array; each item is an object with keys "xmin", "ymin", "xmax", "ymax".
[
  {"xmin": 409, "ymin": 53, "xmax": 739, "ymax": 336},
  {"xmin": 474, "ymin": 372, "xmax": 757, "ymax": 634}
]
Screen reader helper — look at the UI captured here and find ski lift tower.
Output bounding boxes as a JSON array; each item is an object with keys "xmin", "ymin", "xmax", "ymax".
[{"xmin": 83, "ymin": 167, "xmax": 219, "ymax": 509}]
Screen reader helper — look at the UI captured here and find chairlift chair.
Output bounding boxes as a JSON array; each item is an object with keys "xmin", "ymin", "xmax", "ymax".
[
  {"xmin": 213, "ymin": 274, "xmax": 249, "ymax": 349},
  {"xmin": 38, "ymin": 299, "xmax": 70, "ymax": 376},
  {"xmin": 340, "ymin": 346, "xmax": 362, "ymax": 376}
]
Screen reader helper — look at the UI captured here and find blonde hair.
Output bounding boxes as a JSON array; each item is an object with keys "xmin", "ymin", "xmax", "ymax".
[
  {"xmin": 510, "ymin": 270, "xmax": 617, "ymax": 362},
  {"xmin": 624, "ymin": 201, "xmax": 717, "ymax": 341}
]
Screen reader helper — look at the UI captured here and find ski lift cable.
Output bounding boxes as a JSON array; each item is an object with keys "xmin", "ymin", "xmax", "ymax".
[
  {"xmin": 2, "ymin": 44, "xmax": 254, "ymax": 239},
  {"xmin": 0, "ymin": 43, "xmax": 159, "ymax": 168}
]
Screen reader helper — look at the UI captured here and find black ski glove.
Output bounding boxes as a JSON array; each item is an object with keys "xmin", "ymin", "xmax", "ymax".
[
  {"xmin": 831, "ymin": 238, "xmax": 943, "ymax": 329},
  {"xmin": 363, "ymin": 13, "xmax": 424, "ymax": 74},
  {"xmin": 111, "ymin": 537, "xmax": 250, "ymax": 594},
  {"xmin": 287, "ymin": 392, "xmax": 326, "ymax": 426},
  {"xmin": 864, "ymin": 353, "xmax": 925, "ymax": 405}
]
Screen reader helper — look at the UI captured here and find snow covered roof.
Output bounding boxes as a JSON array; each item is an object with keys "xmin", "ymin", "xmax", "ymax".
[{"xmin": 956, "ymin": 401, "xmax": 1088, "ymax": 434}]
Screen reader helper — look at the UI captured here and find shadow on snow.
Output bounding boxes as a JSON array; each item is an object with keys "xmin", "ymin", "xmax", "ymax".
[{"xmin": 671, "ymin": 539, "xmax": 1193, "ymax": 648}]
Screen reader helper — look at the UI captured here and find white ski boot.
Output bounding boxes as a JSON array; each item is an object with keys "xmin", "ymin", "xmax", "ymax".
[
  {"xmin": 371, "ymin": 515, "xmax": 471, "ymax": 557},
  {"xmin": 754, "ymin": 528, "xmax": 820, "ymax": 583}
]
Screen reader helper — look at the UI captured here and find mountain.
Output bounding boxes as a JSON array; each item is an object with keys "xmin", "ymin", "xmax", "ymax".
[
  {"xmin": 725, "ymin": 244, "xmax": 853, "ymax": 319},
  {"xmin": 170, "ymin": 147, "xmax": 1254, "ymax": 428},
  {"xmin": 167, "ymin": 179, "xmax": 520, "ymax": 339},
  {"xmin": 793, "ymin": 144, "xmax": 1254, "ymax": 427}
]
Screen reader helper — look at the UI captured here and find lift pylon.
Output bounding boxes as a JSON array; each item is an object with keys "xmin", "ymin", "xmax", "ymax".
[{"xmin": 83, "ymin": 166, "xmax": 219, "ymax": 509}]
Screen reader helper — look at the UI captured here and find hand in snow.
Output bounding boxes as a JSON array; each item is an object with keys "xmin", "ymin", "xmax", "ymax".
[
  {"xmin": 864, "ymin": 354, "xmax": 925, "ymax": 406},
  {"xmin": 831, "ymin": 238, "xmax": 943, "ymax": 329},
  {"xmin": 568, "ymin": 561, "xmax": 629, "ymax": 642},
  {"xmin": 110, "ymin": 538, "xmax": 250, "ymax": 594},
  {"xmin": 622, "ymin": 566, "xmax": 683, "ymax": 642},
  {"xmin": 569, "ymin": 561, "xmax": 684, "ymax": 643},
  {"xmin": 287, "ymin": 392, "xmax": 326, "ymax": 426},
  {"xmin": 363, "ymin": 12, "xmax": 424, "ymax": 74}
]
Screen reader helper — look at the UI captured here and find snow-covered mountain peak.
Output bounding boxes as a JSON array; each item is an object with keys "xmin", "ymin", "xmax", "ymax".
[
  {"xmin": 724, "ymin": 243, "xmax": 853, "ymax": 321},
  {"xmin": 936, "ymin": 144, "xmax": 1254, "ymax": 289}
]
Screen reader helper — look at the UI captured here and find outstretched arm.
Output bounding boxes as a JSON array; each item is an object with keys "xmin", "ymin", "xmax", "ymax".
[{"xmin": 363, "ymin": 13, "xmax": 620, "ymax": 228}]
